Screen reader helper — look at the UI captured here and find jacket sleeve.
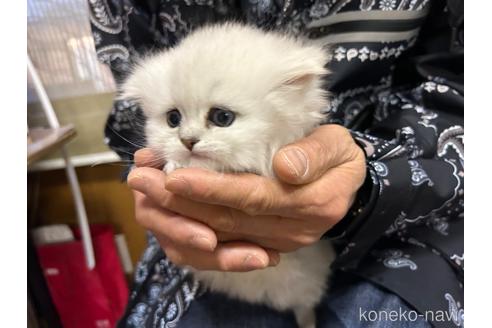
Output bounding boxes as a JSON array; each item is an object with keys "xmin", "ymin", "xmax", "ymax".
[{"xmin": 327, "ymin": 51, "xmax": 464, "ymax": 269}]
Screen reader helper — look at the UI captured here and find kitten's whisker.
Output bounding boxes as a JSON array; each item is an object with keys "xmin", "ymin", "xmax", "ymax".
[
  {"xmin": 105, "ymin": 124, "xmax": 147, "ymax": 149},
  {"xmin": 90, "ymin": 162, "xmax": 136, "ymax": 168},
  {"xmin": 105, "ymin": 146, "xmax": 141, "ymax": 158},
  {"xmin": 88, "ymin": 158, "xmax": 135, "ymax": 168}
]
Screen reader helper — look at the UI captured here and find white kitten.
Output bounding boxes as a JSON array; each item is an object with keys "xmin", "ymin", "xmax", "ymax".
[{"xmin": 123, "ymin": 23, "xmax": 336, "ymax": 328}]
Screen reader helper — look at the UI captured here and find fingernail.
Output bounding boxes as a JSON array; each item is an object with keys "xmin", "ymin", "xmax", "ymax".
[
  {"xmin": 127, "ymin": 170, "xmax": 147, "ymax": 192},
  {"xmin": 242, "ymin": 254, "xmax": 267, "ymax": 270},
  {"xmin": 166, "ymin": 176, "xmax": 191, "ymax": 196},
  {"xmin": 189, "ymin": 235, "xmax": 215, "ymax": 251},
  {"xmin": 281, "ymin": 147, "xmax": 308, "ymax": 178}
]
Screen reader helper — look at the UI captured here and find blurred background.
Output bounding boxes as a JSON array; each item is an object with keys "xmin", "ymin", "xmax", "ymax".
[{"xmin": 27, "ymin": 1, "xmax": 145, "ymax": 327}]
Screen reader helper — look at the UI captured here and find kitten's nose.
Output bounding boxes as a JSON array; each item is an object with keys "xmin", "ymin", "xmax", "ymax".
[{"xmin": 181, "ymin": 138, "xmax": 199, "ymax": 151}]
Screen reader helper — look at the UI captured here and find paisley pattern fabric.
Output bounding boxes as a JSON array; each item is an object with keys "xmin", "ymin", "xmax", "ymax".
[
  {"xmin": 124, "ymin": 233, "xmax": 201, "ymax": 328},
  {"xmin": 88, "ymin": 1, "xmax": 464, "ymax": 327}
]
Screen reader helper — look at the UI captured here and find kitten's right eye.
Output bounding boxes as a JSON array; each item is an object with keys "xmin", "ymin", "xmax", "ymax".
[{"xmin": 166, "ymin": 109, "xmax": 181, "ymax": 128}]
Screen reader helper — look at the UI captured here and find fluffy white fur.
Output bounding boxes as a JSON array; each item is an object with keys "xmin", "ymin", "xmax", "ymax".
[{"xmin": 123, "ymin": 23, "xmax": 335, "ymax": 328}]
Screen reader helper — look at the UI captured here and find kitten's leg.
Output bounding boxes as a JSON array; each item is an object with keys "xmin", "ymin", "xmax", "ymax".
[{"xmin": 294, "ymin": 307, "xmax": 316, "ymax": 328}]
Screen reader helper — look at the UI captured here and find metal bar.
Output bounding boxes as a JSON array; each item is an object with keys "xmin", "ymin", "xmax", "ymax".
[
  {"xmin": 27, "ymin": 55, "xmax": 95, "ymax": 270},
  {"xmin": 27, "ymin": 56, "xmax": 60, "ymax": 128},
  {"xmin": 60, "ymin": 147, "xmax": 96, "ymax": 270}
]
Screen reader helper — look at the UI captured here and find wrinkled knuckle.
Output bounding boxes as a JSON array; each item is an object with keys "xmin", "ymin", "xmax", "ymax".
[
  {"xmin": 237, "ymin": 192, "xmax": 253, "ymax": 213},
  {"xmin": 293, "ymin": 234, "xmax": 318, "ymax": 247},
  {"xmin": 238, "ymin": 183, "xmax": 270, "ymax": 215},
  {"xmin": 310, "ymin": 194, "xmax": 329, "ymax": 209},
  {"xmin": 158, "ymin": 191, "xmax": 173, "ymax": 209},
  {"xmin": 307, "ymin": 138, "xmax": 333, "ymax": 169},
  {"xmin": 214, "ymin": 208, "xmax": 238, "ymax": 233},
  {"xmin": 200, "ymin": 183, "xmax": 216, "ymax": 200},
  {"xmin": 306, "ymin": 137, "xmax": 327, "ymax": 158},
  {"xmin": 217, "ymin": 258, "xmax": 233, "ymax": 272}
]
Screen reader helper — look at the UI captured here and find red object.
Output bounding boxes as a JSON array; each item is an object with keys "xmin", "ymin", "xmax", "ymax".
[{"xmin": 36, "ymin": 225, "xmax": 129, "ymax": 328}]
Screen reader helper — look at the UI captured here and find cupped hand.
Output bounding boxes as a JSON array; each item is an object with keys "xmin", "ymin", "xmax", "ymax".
[{"xmin": 128, "ymin": 124, "xmax": 366, "ymax": 271}]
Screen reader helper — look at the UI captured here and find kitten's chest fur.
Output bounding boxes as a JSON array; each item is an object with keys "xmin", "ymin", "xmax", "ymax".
[{"xmin": 193, "ymin": 241, "xmax": 335, "ymax": 312}]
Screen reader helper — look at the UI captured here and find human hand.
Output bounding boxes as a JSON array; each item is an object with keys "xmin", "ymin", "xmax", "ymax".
[
  {"xmin": 129, "ymin": 150, "xmax": 280, "ymax": 272},
  {"xmin": 128, "ymin": 124, "xmax": 366, "ymax": 271}
]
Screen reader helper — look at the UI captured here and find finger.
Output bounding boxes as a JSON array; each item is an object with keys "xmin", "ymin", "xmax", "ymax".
[
  {"xmin": 153, "ymin": 162, "xmax": 354, "ymax": 225},
  {"xmin": 160, "ymin": 192, "xmax": 300, "ymax": 237},
  {"xmin": 278, "ymin": 162, "xmax": 366, "ymax": 222},
  {"xmin": 144, "ymin": 178, "xmax": 320, "ymax": 251},
  {"xmin": 157, "ymin": 193, "xmax": 300, "ymax": 239},
  {"xmin": 164, "ymin": 168, "xmax": 302, "ymax": 216},
  {"xmin": 273, "ymin": 124, "xmax": 360, "ymax": 184},
  {"xmin": 134, "ymin": 148, "xmax": 165, "ymax": 168},
  {"xmin": 130, "ymin": 168, "xmax": 301, "ymax": 238},
  {"xmin": 216, "ymin": 232, "xmax": 305, "ymax": 253},
  {"xmin": 157, "ymin": 238, "xmax": 280, "ymax": 272},
  {"xmin": 133, "ymin": 190, "xmax": 218, "ymax": 251}
]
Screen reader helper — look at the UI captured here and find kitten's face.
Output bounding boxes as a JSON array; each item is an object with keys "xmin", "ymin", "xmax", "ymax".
[
  {"xmin": 143, "ymin": 72, "xmax": 287, "ymax": 174},
  {"xmin": 123, "ymin": 24, "xmax": 330, "ymax": 176}
]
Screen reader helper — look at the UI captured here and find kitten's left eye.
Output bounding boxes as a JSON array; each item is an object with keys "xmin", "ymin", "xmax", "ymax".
[
  {"xmin": 166, "ymin": 109, "xmax": 181, "ymax": 128},
  {"xmin": 208, "ymin": 107, "xmax": 235, "ymax": 127}
]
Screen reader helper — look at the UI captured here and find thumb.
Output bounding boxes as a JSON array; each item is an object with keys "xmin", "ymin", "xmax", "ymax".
[{"xmin": 273, "ymin": 125, "xmax": 356, "ymax": 185}]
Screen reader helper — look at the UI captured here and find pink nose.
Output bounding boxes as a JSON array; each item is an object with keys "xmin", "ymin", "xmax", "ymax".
[{"xmin": 180, "ymin": 138, "xmax": 199, "ymax": 151}]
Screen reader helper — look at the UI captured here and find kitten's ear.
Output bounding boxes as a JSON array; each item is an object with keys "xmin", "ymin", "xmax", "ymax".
[
  {"xmin": 280, "ymin": 67, "xmax": 327, "ymax": 88},
  {"xmin": 118, "ymin": 52, "xmax": 172, "ymax": 110},
  {"xmin": 274, "ymin": 46, "xmax": 330, "ymax": 92},
  {"xmin": 118, "ymin": 66, "xmax": 145, "ymax": 103}
]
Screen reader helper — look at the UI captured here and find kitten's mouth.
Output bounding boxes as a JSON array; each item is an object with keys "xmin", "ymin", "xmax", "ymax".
[{"xmin": 189, "ymin": 151, "xmax": 210, "ymax": 160}]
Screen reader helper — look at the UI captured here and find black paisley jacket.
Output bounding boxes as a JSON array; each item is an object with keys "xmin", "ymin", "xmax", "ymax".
[{"xmin": 89, "ymin": 1, "xmax": 464, "ymax": 327}]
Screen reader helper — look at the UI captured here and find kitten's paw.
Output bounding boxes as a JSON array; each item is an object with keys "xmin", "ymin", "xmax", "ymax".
[
  {"xmin": 164, "ymin": 161, "xmax": 181, "ymax": 174},
  {"xmin": 294, "ymin": 307, "xmax": 316, "ymax": 328}
]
